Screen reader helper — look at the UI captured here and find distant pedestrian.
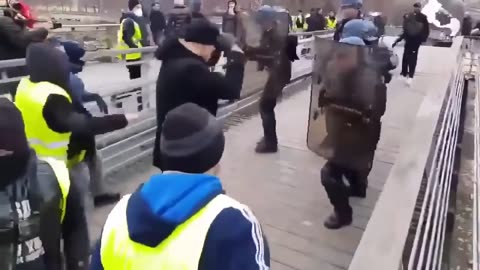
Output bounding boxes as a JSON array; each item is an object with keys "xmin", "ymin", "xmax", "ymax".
[
  {"xmin": 150, "ymin": 2, "xmax": 166, "ymax": 45},
  {"xmin": 392, "ymin": 2, "xmax": 430, "ymax": 86}
]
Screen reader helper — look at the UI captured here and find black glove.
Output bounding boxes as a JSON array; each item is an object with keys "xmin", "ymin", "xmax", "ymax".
[{"xmin": 93, "ymin": 94, "xmax": 108, "ymax": 114}]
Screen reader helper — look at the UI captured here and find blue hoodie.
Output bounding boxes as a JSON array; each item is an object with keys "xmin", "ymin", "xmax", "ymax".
[{"xmin": 90, "ymin": 173, "xmax": 270, "ymax": 270}]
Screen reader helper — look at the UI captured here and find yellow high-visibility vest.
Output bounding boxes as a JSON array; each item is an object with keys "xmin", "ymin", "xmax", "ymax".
[
  {"xmin": 100, "ymin": 194, "xmax": 249, "ymax": 269},
  {"xmin": 15, "ymin": 78, "xmax": 72, "ymax": 161},
  {"xmin": 40, "ymin": 157, "xmax": 71, "ymax": 222},
  {"xmin": 327, "ymin": 18, "xmax": 337, "ymax": 30},
  {"xmin": 117, "ymin": 18, "xmax": 143, "ymax": 61},
  {"xmin": 292, "ymin": 15, "xmax": 307, "ymax": 31}
]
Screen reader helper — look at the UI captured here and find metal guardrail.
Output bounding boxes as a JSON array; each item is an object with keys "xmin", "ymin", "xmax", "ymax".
[
  {"xmin": 473, "ymin": 47, "xmax": 480, "ymax": 270},
  {"xmin": 349, "ymin": 37, "xmax": 465, "ymax": 270},
  {"xmin": 0, "ymin": 29, "xmax": 333, "ymax": 175}
]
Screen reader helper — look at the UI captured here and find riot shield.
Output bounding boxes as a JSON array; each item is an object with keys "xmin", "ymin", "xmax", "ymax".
[{"xmin": 307, "ymin": 38, "xmax": 388, "ymax": 171}]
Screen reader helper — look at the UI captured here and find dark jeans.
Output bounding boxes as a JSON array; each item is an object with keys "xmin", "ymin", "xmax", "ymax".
[
  {"xmin": 401, "ymin": 43, "xmax": 421, "ymax": 78},
  {"xmin": 259, "ymin": 97, "xmax": 278, "ymax": 144},
  {"xmin": 321, "ymin": 161, "xmax": 370, "ymax": 216},
  {"xmin": 112, "ymin": 60, "xmax": 143, "ymax": 112}
]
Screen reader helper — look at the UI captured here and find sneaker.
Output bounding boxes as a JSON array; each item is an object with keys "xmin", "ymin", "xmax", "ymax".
[
  {"xmin": 323, "ymin": 211, "xmax": 353, "ymax": 230},
  {"xmin": 406, "ymin": 77, "xmax": 413, "ymax": 86}
]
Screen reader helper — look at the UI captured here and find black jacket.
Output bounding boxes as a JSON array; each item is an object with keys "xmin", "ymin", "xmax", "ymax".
[
  {"xmin": 165, "ymin": 5, "xmax": 192, "ymax": 38},
  {"xmin": 153, "ymin": 38, "xmax": 241, "ymax": 169},
  {"xmin": 150, "ymin": 9, "xmax": 166, "ymax": 44},
  {"xmin": 396, "ymin": 12, "xmax": 430, "ymax": 45},
  {"xmin": 0, "ymin": 151, "xmax": 89, "ymax": 270},
  {"xmin": 306, "ymin": 14, "xmax": 326, "ymax": 31},
  {"xmin": 246, "ymin": 27, "xmax": 297, "ymax": 99}
]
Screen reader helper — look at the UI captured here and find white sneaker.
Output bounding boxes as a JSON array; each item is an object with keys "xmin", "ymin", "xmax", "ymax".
[{"xmin": 406, "ymin": 78, "xmax": 413, "ymax": 86}]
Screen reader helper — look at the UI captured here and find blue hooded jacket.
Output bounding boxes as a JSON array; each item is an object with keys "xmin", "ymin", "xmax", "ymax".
[{"xmin": 90, "ymin": 173, "xmax": 270, "ymax": 270}]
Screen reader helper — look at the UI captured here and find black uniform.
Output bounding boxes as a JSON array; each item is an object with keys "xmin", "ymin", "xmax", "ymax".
[
  {"xmin": 246, "ymin": 24, "xmax": 298, "ymax": 153},
  {"xmin": 316, "ymin": 38, "xmax": 390, "ymax": 229},
  {"xmin": 394, "ymin": 11, "xmax": 429, "ymax": 78}
]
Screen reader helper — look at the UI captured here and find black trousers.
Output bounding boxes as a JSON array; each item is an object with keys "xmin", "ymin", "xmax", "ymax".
[
  {"xmin": 259, "ymin": 97, "xmax": 278, "ymax": 144},
  {"xmin": 127, "ymin": 63, "xmax": 143, "ymax": 111},
  {"xmin": 401, "ymin": 42, "xmax": 421, "ymax": 78},
  {"xmin": 321, "ymin": 161, "xmax": 370, "ymax": 216}
]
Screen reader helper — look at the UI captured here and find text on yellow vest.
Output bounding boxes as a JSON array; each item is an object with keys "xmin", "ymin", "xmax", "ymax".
[
  {"xmin": 100, "ymin": 194, "xmax": 249, "ymax": 269},
  {"xmin": 117, "ymin": 18, "xmax": 143, "ymax": 61},
  {"xmin": 15, "ymin": 78, "xmax": 72, "ymax": 161}
]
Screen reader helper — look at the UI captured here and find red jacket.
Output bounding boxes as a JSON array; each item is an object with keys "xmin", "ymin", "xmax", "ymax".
[{"xmin": 16, "ymin": 1, "xmax": 36, "ymax": 28}]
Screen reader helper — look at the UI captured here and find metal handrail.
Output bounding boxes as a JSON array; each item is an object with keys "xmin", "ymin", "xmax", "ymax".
[
  {"xmin": 349, "ymin": 37, "xmax": 465, "ymax": 270},
  {"xmin": 474, "ymin": 55, "xmax": 480, "ymax": 270}
]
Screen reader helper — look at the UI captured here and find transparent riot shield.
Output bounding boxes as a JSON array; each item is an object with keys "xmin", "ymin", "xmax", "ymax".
[{"xmin": 307, "ymin": 38, "xmax": 388, "ymax": 171}]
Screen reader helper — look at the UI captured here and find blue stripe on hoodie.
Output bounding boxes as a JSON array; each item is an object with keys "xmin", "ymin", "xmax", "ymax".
[{"xmin": 90, "ymin": 173, "xmax": 270, "ymax": 270}]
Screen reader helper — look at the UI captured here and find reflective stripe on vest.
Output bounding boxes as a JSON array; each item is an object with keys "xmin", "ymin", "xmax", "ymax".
[
  {"xmin": 117, "ymin": 18, "xmax": 143, "ymax": 61},
  {"xmin": 100, "ymin": 194, "xmax": 246, "ymax": 269},
  {"xmin": 15, "ymin": 78, "xmax": 72, "ymax": 160},
  {"xmin": 40, "ymin": 157, "xmax": 71, "ymax": 223}
]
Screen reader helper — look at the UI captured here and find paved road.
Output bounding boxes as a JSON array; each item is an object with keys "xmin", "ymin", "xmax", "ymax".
[{"xmin": 86, "ymin": 39, "xmax": 457, "ymax": 269}]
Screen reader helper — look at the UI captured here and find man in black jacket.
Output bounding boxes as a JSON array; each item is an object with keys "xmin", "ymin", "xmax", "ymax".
[
  {"xmin": 153, "ymin": 19, "xmax": 244, "ymax": 169},
  {"xmin": 393, "ymin": 2, "xmax": 430, "ymax": 86},
  {"xmin": 150, "ymin": 2, "xmax": 166, "ymax": 45},
  {"xmin": 0, "ymin": 98, "xmax": 89, "ymax": 270},
  {"xmin": 0, "ymin": 5, "xmax": 48, "ymax": 99},
  {"xmin": 165, "ymin": 0, "xmax": 192, "ymax": 38}
]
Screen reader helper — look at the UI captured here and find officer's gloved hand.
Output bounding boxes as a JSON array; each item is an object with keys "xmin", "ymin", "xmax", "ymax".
[{"xmin": 93, "ymin": 94, "xmax": 109, "ymax": 114}]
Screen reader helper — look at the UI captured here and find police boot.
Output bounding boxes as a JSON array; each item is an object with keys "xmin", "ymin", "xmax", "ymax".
[
  {"xmin": 324, "ymin": 207, "xmax": 353, "ymax": 230},
  {"xmin": 321, "ymin": 171, "xmax": 353, "ymax": 229},
  {"xmin": 255, "ymin": 137, "xmax": 278, "ymax": 153}
]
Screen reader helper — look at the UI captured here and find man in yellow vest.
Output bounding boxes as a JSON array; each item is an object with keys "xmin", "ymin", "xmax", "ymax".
[
  {"xmin": 326, "ymin": 11, "xmax": 337, "ymax": 30},
  {"xmin": 14, "ymin": 43, "xmax": 132, "ymax": 244},
  {"xmin": 91, "ymin": 103, "xmax": 270, "ymax": 270},
  {"xmin": 115, "ymin": 0, "xmax": 150, "ymax": 111},
  {"xmin": 0, "ymin": 98, "xmax": 89, "ymax": 270}
]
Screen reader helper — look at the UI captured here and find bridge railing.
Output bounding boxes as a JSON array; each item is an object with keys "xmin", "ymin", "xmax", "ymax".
[
  {"xmin": 349, "ymin": 37, "xmax": 467, "ymax": 270},
  {"xmin": 0, "ymin": 29, "xmax": 333, "ymax": 175}
]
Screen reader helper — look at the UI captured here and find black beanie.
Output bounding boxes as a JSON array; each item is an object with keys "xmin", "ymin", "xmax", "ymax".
[
  {"xmin": 129, "ymin": 0, "xmax": 140, "ymax": 10},
  {"xmin": 0, "ymin": 98, "xmax": 28, "ymax": 156},
  {"xmin": 160, "ymin": 103, "xmax": 225, "ymax": 174},
  {"xmin": 185, "ymin": 18, "xmax": 220, "ymax": 46}
]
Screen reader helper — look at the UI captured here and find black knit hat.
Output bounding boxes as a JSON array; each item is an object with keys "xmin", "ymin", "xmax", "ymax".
[
  {"xmin": 0, "ymin": 98, "xmax": 28, "ymax": 157},
  {"xmin": 160, "ymin": 103, "xmax": 225, "ymax": 173},
  {"xmin": 185, "ymin": 18, "xmax": 220, "ymax": 46},
  {"xmin": 129, "ymin": 0, "xmax": 140, "ymax": 10}
]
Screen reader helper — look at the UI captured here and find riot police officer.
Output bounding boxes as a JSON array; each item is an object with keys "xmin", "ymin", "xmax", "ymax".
[
  {"xmin": 245, "ymin": 6, "xmax": 298, "ymax": 153},
  {"xmin": 316, "ymin": 19, "xmax": 390, "ymax": 229}
]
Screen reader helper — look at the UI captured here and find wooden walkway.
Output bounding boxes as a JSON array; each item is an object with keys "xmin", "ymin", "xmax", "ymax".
[{"xmin": 88, "ymin": 42, "xmax": 456, "ymax": 269}]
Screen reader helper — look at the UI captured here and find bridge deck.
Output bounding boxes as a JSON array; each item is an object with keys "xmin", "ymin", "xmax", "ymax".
[{"xmin": 87, "ymin": 42, "xmax": 455, "ymax": 269}]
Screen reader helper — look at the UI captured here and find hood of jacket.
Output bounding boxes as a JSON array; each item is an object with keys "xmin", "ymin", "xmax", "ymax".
[
  {"xmin": 126, "ymin": 173, "xmax": 223, "ymax": 247},
  {"xmin": 155, "ymin": 37, "xmax": 204, "ymax": 63},
  {"xmin": 26, "ymin": 43, "xmax": 71, "ymax": 93}
]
